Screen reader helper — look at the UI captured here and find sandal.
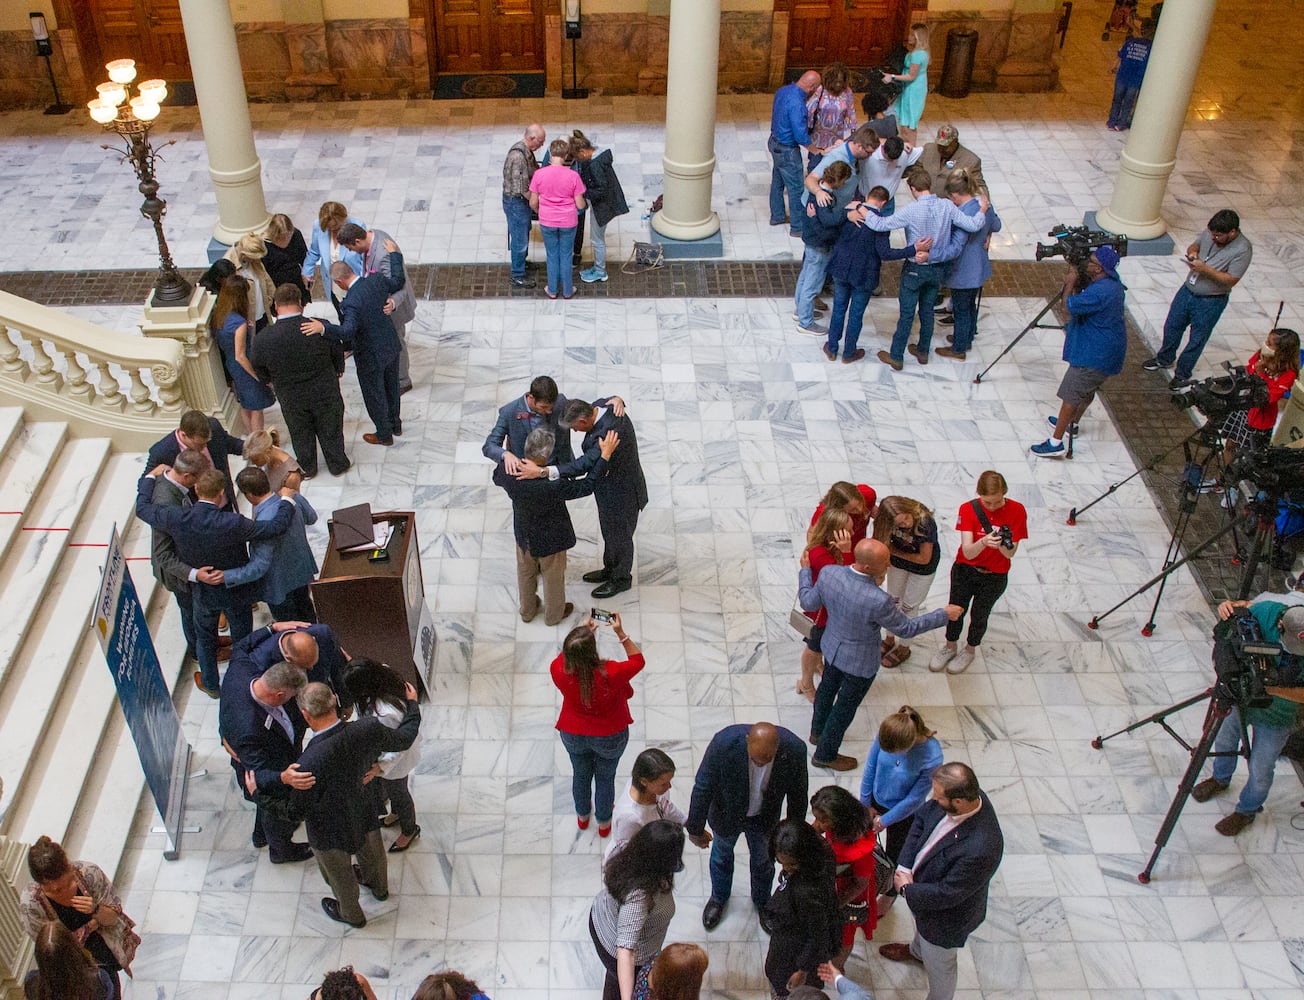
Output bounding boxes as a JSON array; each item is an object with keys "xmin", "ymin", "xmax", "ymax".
[
  {"xmin": 880, "ymin": 635, "xmax": 896, "ymax": 657},
  {"xmin": 881, "ymin": 645, "xmax": 912, "ymax": 668}
]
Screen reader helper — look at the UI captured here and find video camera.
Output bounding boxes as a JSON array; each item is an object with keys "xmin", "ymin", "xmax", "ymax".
[
  {"xmin": 1035, "ymin": 225, "xmax": 1129, "ymax": 283},
  {"xmin": 1224, "ymin": 445, "xmax": 1304, "ymax": 496},
  {"xmin": 1212, "ymin": 610, "xmax": 1301, "ymax": 710},
  {"xmin": 1170, "ymin": 363, "xmax": 1269, "ymax": 424}
]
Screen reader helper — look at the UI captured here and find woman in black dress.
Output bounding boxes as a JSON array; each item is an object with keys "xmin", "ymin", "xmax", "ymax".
[
  {"xmin": 263, "ymin": 212, "xmax": 310, "ymax": 304},
  {"xmin": 763, "ymin": 819, "xmax": 841, "ymax": 1000}
]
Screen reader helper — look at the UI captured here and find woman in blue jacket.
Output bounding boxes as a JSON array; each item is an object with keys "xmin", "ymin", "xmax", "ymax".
[
  {"xmin": 571, "ymin": 130, "xmax": 629, "ymax": 284},
  {"xmin": 935, "ymin": 170, "xmax": 1002, "ymax": 362}
]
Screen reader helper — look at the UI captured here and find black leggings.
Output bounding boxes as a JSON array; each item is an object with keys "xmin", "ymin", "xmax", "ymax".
[{"xmin": 944, "ymin": 562, "xmax": 1009, "ymax": 647}]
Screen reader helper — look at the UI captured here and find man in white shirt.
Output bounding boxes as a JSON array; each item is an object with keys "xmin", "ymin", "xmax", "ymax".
[
  {"xmin": 878, "ymin": 762, "xmax": 1004, "ymax": 1000},
  {"xmin": 857, "ymin": 135, "xmax": 924, "ymax": 212}
]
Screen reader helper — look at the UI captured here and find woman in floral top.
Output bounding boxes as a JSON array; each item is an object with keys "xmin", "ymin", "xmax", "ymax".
[{"xmin": 806, "ymin": 62, "xmax": 858, "ymax": 174}]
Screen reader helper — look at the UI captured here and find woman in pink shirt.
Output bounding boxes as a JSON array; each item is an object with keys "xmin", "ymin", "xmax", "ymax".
[{"xmin": 529, "ymin": 139, "xmax": 587, "ymax": 299}]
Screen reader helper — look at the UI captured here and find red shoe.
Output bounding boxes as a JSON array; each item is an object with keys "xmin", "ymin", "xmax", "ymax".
[
  {"xmin": 577, "ymin": 815, "xmax": 591, "ymax": 831},
  {"xmin": 598, "ymin": 822, "xmax": 612, "ymax": 838}
]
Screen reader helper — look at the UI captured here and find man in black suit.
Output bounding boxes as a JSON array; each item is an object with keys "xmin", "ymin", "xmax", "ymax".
[
  {"xmin": 878, "ymin": 762, "xmax": 1004, "ymax": 999},
  {"xmin": 232, "ymin": 621, "xmax": 353, "ymax": 715},
  {"xmin": 493, "ymin": 427, "xmax": 617, "ymax": 626},
  {"xmin": 686, "ymin": 722, "xmax": 809, "ymax": 931},
  {"xmin": 146, "ymin": 449, "xmax": 217, "ymax": 662},
  {"xmin": 136, "ymin": 468, "xmax": 297, "ymax": 697},
  {"xmin": 537, "ymin": 397, "xmax": 647, "ymax": 598},
  {"xmin": 146, "ymin": 409, "xmax": 244, "ymax": 509},
  {"xmin": 249, "ymin": 283, "xmax": 350, "ymax": 478},
  {"xmin": 219, "ymin": 660, "xmax": 314, "ymax": 863},
  {"xmin": 289, "ymin": 678, "xmax": 421, "ymax": 928},
  {"xmin": 301, "ymin": 252, "xmax": 407, "ymax": 447}
]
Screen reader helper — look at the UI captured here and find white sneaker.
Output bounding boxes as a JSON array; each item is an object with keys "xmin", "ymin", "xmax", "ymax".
[
  {"xmin": 929, "ymin": 646, "xmax": 957, "ymax": 672},
  {"xmin": 947, "ymin": 647, "xmax": 976, "ymax": 674},
  {"xmin": 795, "ymin": 321, "xmax": 827, "ymax": 336}
]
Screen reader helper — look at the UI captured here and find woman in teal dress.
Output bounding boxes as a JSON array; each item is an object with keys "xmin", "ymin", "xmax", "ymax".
[{"xmin": 884, "ymin": 23, "xmax": 930, "ymax": 144}]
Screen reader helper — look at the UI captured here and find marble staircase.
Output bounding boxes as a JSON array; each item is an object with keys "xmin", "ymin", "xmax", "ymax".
[{"xmin": 0, "ymin": 405, "xmax": 176, "ymax": 885}]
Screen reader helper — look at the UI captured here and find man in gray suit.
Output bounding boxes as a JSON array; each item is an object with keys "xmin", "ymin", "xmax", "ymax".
[
  {"xmin": 339, "ymin": 222, "xmax": 415, "ymax": 393},
  {"xmin": 148, "ymin": 448, "xmax": 223, "ymax": 662},
  {"xmin": 799, "ymin": 539, "xmax": 961, "ymax": 770}
]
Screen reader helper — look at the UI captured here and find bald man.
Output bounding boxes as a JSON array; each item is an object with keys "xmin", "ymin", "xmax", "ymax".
[
  {"xmin": 504, "ymin": 123, "xmax": 546, "ymax": 288},
  {"xmin": 230, "ymin": 621, "xmax": 354, "ymax": 715},
  {"xmin": 686, "ymin": 721, "xmax": 809, "ymax": 932},
  {"xmin": 769, "ymin": 70, "xmax": 822, "ymax": 237},
  {"xmin": 800, "ymin": 539, "xmax": 962, "ymax": 770}
]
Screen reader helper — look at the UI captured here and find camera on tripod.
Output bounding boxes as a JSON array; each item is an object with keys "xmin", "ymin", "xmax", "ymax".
[
  {"xmin": 1224, "ymin": 445, "xmax": 1304, "ymax": 495},
  {"xmin": 1212, "ymin": 611, "xmax": 1297, "ymax": 709},
  {"xmin": 1169, "ymin": 363, "xmax": 1269, "ymax": 423},
  {"xmin": 1035, "ymin": 225, "xmax": 1129, "ymax": 283}
]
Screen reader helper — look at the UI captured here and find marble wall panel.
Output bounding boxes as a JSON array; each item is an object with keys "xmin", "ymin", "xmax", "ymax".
[
  {"xmin": 0, "ymin": 29, "xmax": 77, "ymax": 109},
  {"xmin": 324, "ymin": 18, "xmax": 416, "ymax": 99}
]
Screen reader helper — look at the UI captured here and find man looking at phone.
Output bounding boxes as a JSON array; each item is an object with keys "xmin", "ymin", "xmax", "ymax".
[{"xmin": 1143, "ymin": 209, "xmax": 1253, "ymax": 383}]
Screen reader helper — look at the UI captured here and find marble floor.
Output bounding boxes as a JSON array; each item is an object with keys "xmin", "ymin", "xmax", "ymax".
[{"xmin": 8, "ymin": 0, "xmax": 1304, "ymax": 997}]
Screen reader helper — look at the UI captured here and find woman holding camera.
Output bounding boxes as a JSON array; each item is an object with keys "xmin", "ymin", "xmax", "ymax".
[
  {"xmin": 1220, "ymin": 327, "xmax": 1300, "ymax": 476},
  {"xmin": 930, "ymin": 471, "xmax": 1026, "ymax": 675},
  {"xmin": 873, "ymin": 496, "xmax": 940, "ymax": 668},
  {"xmin": 552, "ymin": 613, "xmax": 644, "ymax": 837}
]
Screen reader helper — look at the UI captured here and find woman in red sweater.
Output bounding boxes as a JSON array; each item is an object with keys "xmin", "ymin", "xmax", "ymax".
[
  {"xmin": 552, "ymin": 613, "xmax": 645, "ymax": 837},
  {"xmin": 1220, "ymin": 327, "xmax": 1299, "ymax": 475},
  {"xmin": 798, "ymin": 509, "xmax": 853, "ymax": 700}
]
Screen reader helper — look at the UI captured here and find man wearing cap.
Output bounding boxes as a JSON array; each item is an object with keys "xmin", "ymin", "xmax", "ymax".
[
  {"xmin": 918, "ymin": 125, "xmax": 984, "ymax": 194},
  {"xmin": 1195, "ymin": 598, "xmax": 1304, "ymax": 836},
  {"xmin": 1031, "ymin": 247, "xmax": 1126, "ymax": 457}
]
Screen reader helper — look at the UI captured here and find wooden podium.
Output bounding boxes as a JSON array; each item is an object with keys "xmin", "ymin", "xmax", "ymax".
[{"xmin": 311, "ymin": 510, "xmax": 435, "ymax": 695}]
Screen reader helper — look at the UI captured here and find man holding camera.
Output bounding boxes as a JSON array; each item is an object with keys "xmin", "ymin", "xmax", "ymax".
[
  {"xmin": 1031, "ymin": 246, "xmax": 1126, "ymax": 457},
  {"xmin": 1194, "ymin": 598, "xmax": 1304, "ymax": 836}
]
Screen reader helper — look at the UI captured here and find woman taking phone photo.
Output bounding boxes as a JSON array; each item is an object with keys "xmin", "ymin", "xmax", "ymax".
[{"xmin": 930, "ymin": 470, "xmax": 1026, "ymax": 675}]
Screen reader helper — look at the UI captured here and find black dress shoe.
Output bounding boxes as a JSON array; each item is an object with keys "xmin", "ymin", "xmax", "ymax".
[
  {"xmin": 270, "ymin": 842, "xmax": 312, "ymax": 864},
  {"xmin": 582, "ymin": 569, "xmax": 610, "ymax": 583},
  {"xmin": 389, "ymin": 825, "xmax": 421, "ymax": 853},
  {"xmin": 510, "ymin": 277, "xmax": 537, "ymax": 289},
  {"xmin": 591, "ymin": 580, "xmax": 631, "ymax": 599},
  {"xmin": 702, "ymin": 898, "xmax": 726, "ymax": 930},
  {"xmin": 321, "ymin": 897, "xmax": 366, "ymax": 928}
]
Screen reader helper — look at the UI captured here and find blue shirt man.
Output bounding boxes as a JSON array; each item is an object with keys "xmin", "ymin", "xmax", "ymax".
[{"xmin": 769, "ymin": 70, "xmax": 822, "ymax": 236}]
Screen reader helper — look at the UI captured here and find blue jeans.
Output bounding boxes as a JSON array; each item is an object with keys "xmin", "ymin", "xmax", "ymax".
[
  {"xmin": 768, "ymin": 136, "xmax": 805, "ymax": 233},
  {"xmin": 827, "ymin": 280, "xmax": 871, "ymax": 358},
  {"xmin": 1156, "ymin": 284, "xmax": 1230, "ymax": 380},
  {"xmin": 503, "ymin": 195, "xmax": 532, "ymax": 279},
  {"xmin": 811, "ymin": 660, "xmax": 876, "ymax": 762},
  {"xmin": 890, "ymin": 261, "xmax": 944, "ymax": 361},
  {"xmin": 541, "ymin": 225, "xmax": 576, "ymax": 297},
  {"xmin": 708, "ymin": 816, "xmax": 774, "ymax": 910},
  {"xmin": 1107, "ymin": 81, "xmax": 1141, "ymax": 129},
  {"xmin": 559, "ymin": 728, "xmax": 629, "ymax": 822},
  {"xmin": 794, "ymin": 245, "xmax": 832, "ymax": 325},
  {"xmin": 950, "ymin": 286, "xmax": 980, "ymax": 354},
  {"xmin": 1210, "ymin": 707, "xmax": 1294, "ymax": 815}
]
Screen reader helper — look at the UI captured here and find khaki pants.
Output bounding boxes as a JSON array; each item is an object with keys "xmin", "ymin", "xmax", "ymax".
[
  {"xmin": 313, "ymin": 829, "xmax": 386, "ymax": 924},
  {"xmin": 516, "ymin": 546, "xmax": 568, "ymax": 624}
]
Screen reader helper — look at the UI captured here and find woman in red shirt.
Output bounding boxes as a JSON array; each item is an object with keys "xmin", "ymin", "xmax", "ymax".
[
  {"xmin": 930, "ymin": 470, "xmax": 1027, "ymax": 675},
  {"xmin": 1221, "ymin": 327, "xmax": 1300, "ymax": 471},
  {"xmin": 552, "ymin": 614, "xmax": 645, "ymax": 837},
  {"xmin": 810, "ymin": 785, "xmax": 879, "ymax": 967},
  {"xmin": 798, "ymin": 509, "xmax": 853, "ymax": 700},
  {"xmin": 810, "ymin": 482, "xmax": 877, "ymax": 546}
]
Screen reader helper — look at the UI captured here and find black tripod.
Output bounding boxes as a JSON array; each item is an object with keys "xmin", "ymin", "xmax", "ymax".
[
  {"xmin": 1092, "ymin": 683, "xmax": 1250, "ymax": 882},
  {"xmin": 973, "ymin": 290, "xmax": 1064, "ymax": 385},
  {"xmin": 1068, "ymin": 420, "xmax": 1215, "ymax": 525},
  {"xmin": 1086, "ymin": 422, "xmax": 1242, "ymax": 633}
]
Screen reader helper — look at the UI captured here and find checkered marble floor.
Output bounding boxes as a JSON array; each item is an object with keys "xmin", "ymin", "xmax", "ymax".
[{"xmin": 14, "ymin": 0, "xmax": 1304, "ymax": 997}]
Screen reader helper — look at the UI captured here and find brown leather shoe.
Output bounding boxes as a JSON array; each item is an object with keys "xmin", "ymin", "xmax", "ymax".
[
  {"xmin": 822, "ymin": 345, "xmax": 836, "ymax": 361},
  {"xmin": 544, "ymin": 602, "xmax": 575, "ymax": 627},
  {"xmin": 217, "ymin": 635, "xmax": 232, "ymax": 649},
  {"xmin": 907, "ymin": 344, "xmax": 929, "ymax": 365},
  {"xmin": 935, "ymin": 346, "xmax": 967, "ymax": 360},
  {"xmin": 811, "ymin": 754, "xmax": 858, "ymax": 771},
  {"xmin": 193, "ymin": 671, "xmax": 220, "ymax": 700},
  {"xmin": 842, "ymin": 348, "xmax": 866, "ymax": 364},
  {"xmin": 879, "ymin": 942, "xmax": 921, "ymax": 963},
  {"xmin": 1215, "ymin": 811, "xmax": 1255, "ymax": 837},
  {"xmin": 363, "ymin": 433, "xmax": 394, "ymax": 446},
  {"xmin": 1191, "ymin": 777, "xmax": 1229, "ymax": 803},
  {"xmin": 877, "ymin": 350, "xmax": 902, "ymax": 371},
  {"xmin": 217, "ymin": 646, "xmax": 231, "ymax": 663}
]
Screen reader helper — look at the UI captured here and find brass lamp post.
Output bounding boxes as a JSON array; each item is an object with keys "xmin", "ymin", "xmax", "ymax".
[{"xmin": 86, "ymin": 59, "xmax": 193, "ymax": 307}]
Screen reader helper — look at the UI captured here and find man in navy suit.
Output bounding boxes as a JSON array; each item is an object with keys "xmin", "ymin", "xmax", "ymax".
[
  {"xmin": 222, "ymin": 466, "xmax": 319, "ymax": 623},
  {"xmin": 686, "ymin": 722, "xmax": 809, "ymax": 932},
  {"xmin": 493, "ymin": 427, "xmax": 617, "ymax": 625},
  {"xmin": 219, "ymin": 660, "xmax": 314, "ymax": 863},
  {"xmin": 136, "ymin": 468, "xmax": 297, "ymax": 697},
  {"xmin": 799, "ymin": 539, "xmax": 960, "ymax": 770},
  {"xmin": 230, "ymin": 621, "xmax": 353, "ymax": 715},
  {"xmin": 302, "ymin": 252, "xmax": 407, "ymax": 446},
  {"xmin": 145, "ymin": 409, "xmax": 244, "ymax": 510},
  {"xmin": 482, "ymin": 375, "xmax": 575, "ymax": 470},
  {"xmin": 879, "ymin": 762, "xmax": 1004, "ymax": 999}
]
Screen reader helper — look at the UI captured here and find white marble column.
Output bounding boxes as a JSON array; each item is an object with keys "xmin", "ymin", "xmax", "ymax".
[
  {"xmin": 177, "ymin": 0, "xmax": 270, "ymax": 242},
  {"xmin": 1096, "ymin": 0, "xmax": 1216, "ymax": 239},
  {"xmin": 651, "ymin": 0, "xmax": 721, "ymax": 241}
]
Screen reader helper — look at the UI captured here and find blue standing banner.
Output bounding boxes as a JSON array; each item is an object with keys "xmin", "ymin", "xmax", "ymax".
[{"xmin": 92, "ymin": 525, "xmax": 192, "ymax": 860}]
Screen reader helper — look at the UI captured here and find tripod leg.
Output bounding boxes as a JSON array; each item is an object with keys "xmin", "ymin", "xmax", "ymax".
[
  {"xmin": 1138, "ymin": 698, "xmax": 1230, "ymax": 883},
  {"xmin": 1091, "ymin": 688, "xmax": 1212, "ymax": 749},
  {"xmin": 1068, "ymin": 426, "xmax": 1204, "ymax": 525},
  {"xmin": 974, "ymin": 290, "xmax": 1064, "ymax": 384}
]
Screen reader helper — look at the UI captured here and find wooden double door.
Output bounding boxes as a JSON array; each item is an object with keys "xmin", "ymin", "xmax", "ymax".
[
  {"xmin": 432, "ymin": 0, "xmax": 546, "ymax": 74},
  {"xmin": 78, "ymin": 0, "xmax": 192, "ymax": 83},
  {"xmin": 784, "ymin": 0, "xmax": 912, "ymax": 69}
]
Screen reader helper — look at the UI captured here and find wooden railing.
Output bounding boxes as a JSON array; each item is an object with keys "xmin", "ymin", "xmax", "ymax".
[{"xmin": 0, "ymin": 290, "xmax": 187, "ymax": 449}]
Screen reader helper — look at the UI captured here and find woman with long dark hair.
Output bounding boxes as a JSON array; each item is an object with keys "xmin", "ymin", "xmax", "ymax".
[
  {"xmin": 551, "ymin": 612, "xmax": 645, "ymax": 837},
  {"xmin": 810, "ymin": 785, "xmax": 879, "ymax": 965},
  {"xmin": 412, "ymin": 969, "xmax": 492, "ymax": 1000},
  {"xmin": 589, "ymin": 819, "xmax": 685, "ymax": 1000},
  {"xmin": 763, "ymin": 819, "xmax": 841, "ymax": 999},
  {"xmin": 208, "ymin": 273, "xmax": 274, "ymax": 431},
  {"xmin": 342, "ymin": 657, "xmax": 423, "ymax": 851},
  {"xmin": 24, "ymin": 921, "xmax": 113, "ymax": 1000},
  {"xmin": 1220, "ymin": 327, "xmax": 1300, "ymax": 477},
  {"xmin": 607, "ymin": 748, "xmax": 688, "ymax": 859}
]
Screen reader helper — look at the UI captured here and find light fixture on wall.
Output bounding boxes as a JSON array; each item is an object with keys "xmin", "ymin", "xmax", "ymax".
[
  {"xmin": 562, "ymin": 0, "xmax": 588, "ymax": 100},
  {"xmin": 30, "ymin": 11, "xmax": 71, "ymax": 115},
  {"xmin": 86, "ymin": 58, "xmax": 194, "ymax": 307}
]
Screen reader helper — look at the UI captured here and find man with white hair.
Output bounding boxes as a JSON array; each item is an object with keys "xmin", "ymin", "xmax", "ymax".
[{"xmin": 504, "ymin": 123, "xmax": 547, "ymax": 288}]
